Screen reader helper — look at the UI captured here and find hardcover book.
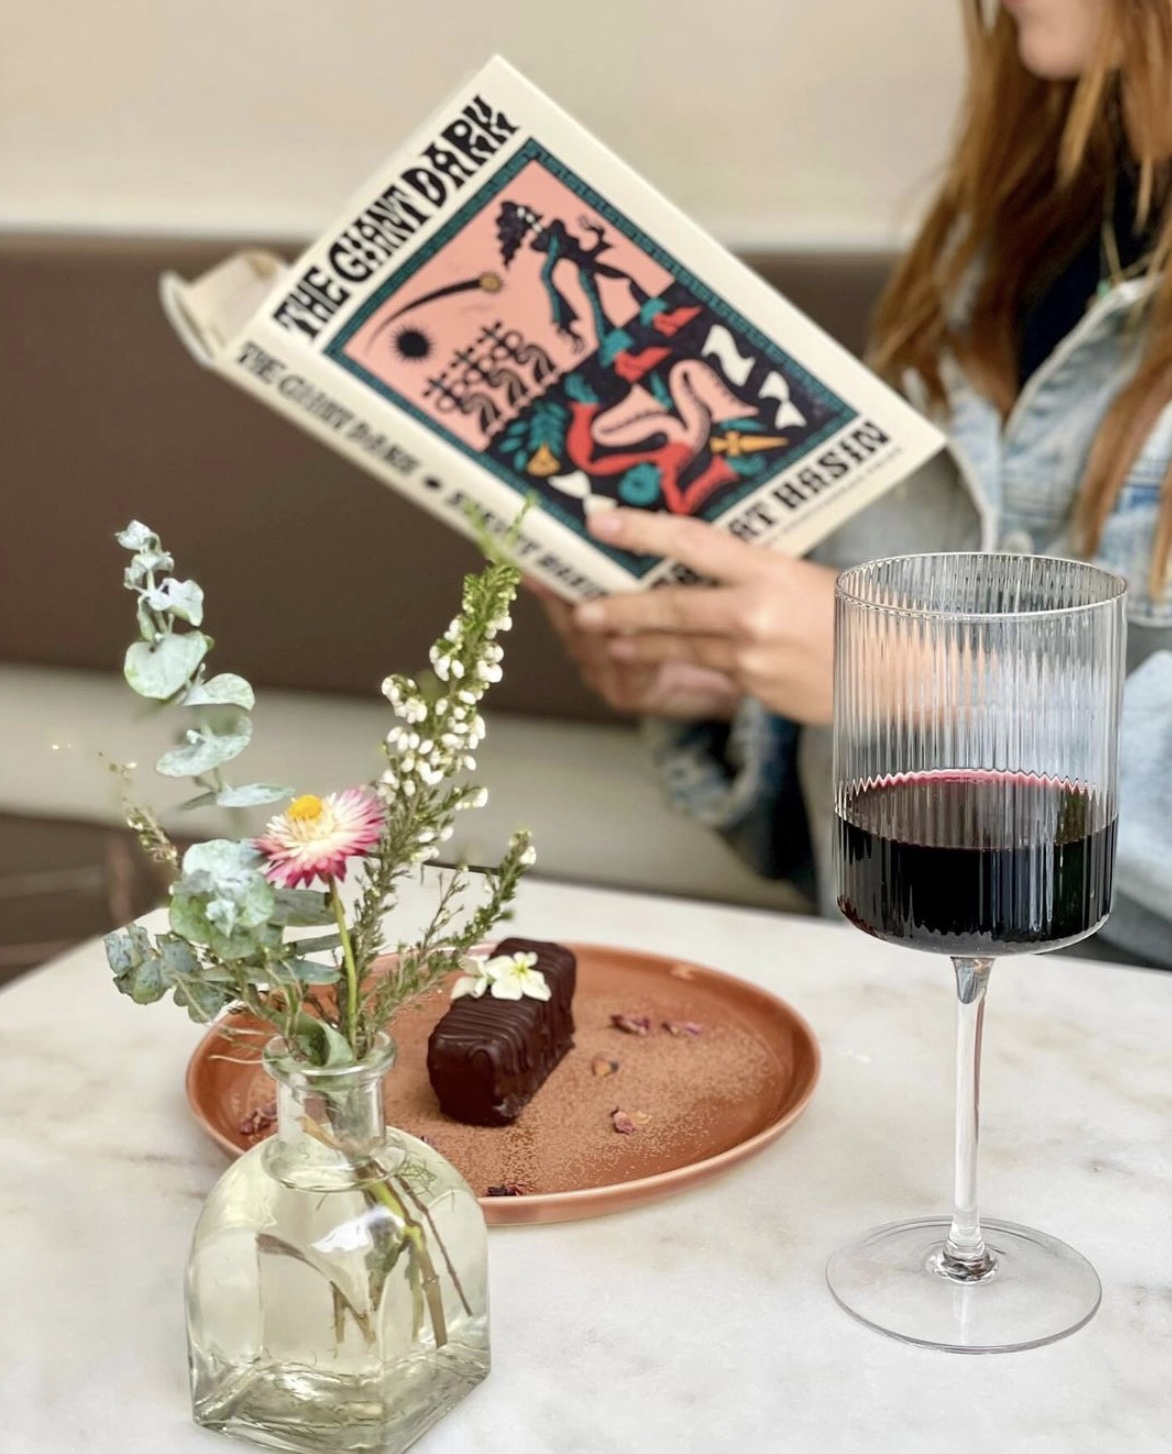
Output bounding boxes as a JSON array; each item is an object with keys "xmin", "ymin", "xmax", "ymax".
[{"xmin": 163, "ymin": 56, "xmax": 944, "ymax": 600}]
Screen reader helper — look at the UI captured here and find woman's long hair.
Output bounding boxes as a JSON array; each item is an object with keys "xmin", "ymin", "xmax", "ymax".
[{"xmin": 869, "ymin": 0, "xmax": 1172, "ymax": 594}]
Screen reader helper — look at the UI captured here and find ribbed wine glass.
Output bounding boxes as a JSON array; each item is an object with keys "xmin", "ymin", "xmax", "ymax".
[{"xmin": 829, "ymin": 552, "xmax": 1126, "ymax": 1352}]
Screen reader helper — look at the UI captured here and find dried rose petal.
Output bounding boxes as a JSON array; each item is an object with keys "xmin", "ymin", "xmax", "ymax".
[
  {"xmin": 610, "ymin": 1013, "xmax": 652, "ymax": 1036},
  {"xmin": 592, "ymin": 1056, "xmax": 620, "ymax": 1077},
  {"xmin": 485, "ymin": 1183, "xmax": 527, "ymax": 1197},
  {"xmin": 239, "ymin": 1103, "xmax": 277, "ymax": 1138},
  {"xmin": 662, "ymin": 1020, "xmax": 704, "ymax": 1037},
  {"xmin": 611, "ymin": 1108, "xmax": 651, "ymax": 1135}
]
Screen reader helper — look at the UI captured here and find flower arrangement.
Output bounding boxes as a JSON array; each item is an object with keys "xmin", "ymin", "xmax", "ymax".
[{"xmin": 103, "ymin": 519, "xmax": 536, "ymax": 1068}]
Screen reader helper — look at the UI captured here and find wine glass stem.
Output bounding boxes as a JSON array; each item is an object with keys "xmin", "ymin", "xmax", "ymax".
[{"xmin": 941, "ymin": 956, "xmax": 996, "ymax": 1281}]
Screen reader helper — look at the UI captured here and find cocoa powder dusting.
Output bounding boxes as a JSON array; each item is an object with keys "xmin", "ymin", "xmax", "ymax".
[
  {"xmin": 214, "ymin": 951, "xmax": 798, "ymax": 1201},
  {"xmin": 376, "ymin": 965, "xmax": 783, "ymax": 1196}
]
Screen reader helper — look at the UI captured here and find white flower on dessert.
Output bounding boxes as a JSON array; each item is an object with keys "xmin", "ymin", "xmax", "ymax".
[
  {"xmin": 450, "ymin": 956, "xmax": 492, "ymax": 999},
  {"xmin": 485, "ymin": 951, "xmax": 550, "ymax": 1001},
  {"xmin": 449, "ymin": 950, "xmax": 549, "ymax": 1001}
]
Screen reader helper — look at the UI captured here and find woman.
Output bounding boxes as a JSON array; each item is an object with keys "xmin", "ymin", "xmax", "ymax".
[{"xmin": 540, "ymin": 0, "xmax": 1172, "ymax": 968}]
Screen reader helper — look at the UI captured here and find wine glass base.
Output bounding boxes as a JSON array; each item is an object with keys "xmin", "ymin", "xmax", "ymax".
[{"xmin": 826, "ymin": 1217, "xmax": 1101, "ymax": 1353}]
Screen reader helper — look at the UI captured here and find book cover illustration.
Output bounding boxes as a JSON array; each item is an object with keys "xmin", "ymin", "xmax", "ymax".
[
  {"xmin": 328, "ymin": 142, "xmax": 856, "ymax": 579},
  {"xmin": 161, "ymin": 57, "xmax": 946, "ymax": 599}
]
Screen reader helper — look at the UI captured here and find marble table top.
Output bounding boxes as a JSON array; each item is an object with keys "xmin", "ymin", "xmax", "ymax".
[{"xmin": 2, "ymin": 876, "xmax": 1170, "ymax": 1454}]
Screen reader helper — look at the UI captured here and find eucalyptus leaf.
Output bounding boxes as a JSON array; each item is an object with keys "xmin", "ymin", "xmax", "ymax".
[
  {"xmin": 178, "ymin": 780, "xmax": 290, "ymax": 810},
  {"xmin": 285, "ymin": 956, "xmax": 342, "ymax": 985},
  {"xmin": 182, "ymin": 673, "xmax": 255, "ymax": 710},
  {"xmin": 157, "ymin": 933, "xmax": 201, "ymax": 978},
  {"xmin": 289, "ymin": 930, "xmax": 343, "ymax": 954},
  {"xmin": 156, "ymin": 713, "xmax": 253, "ymax": 777},
  {"xmin": 193, "ymin": 960, "xmax": 237, "ymax": 984},
  {"xmin": 270, "ymin": 887, "xmax": 334, "ymax": 927},
  {"xmin": 104, "ymin": 921, "xmax": 151, "ymax": 975},
  {"xmin": 171, "ymin": 840, "xmax": 276, "ymax": 959},
  {"xmin": 124, "ymin": 632, "xmax": 209, "ymax": 700},
  {"xmin": 214, "ymin": 783, "xmax": 290, "ymax": 808},
  {"xmin": 171, "ymin": 975, "xmax": 232, "ymax": 1023},
  {"xmin": 169, "ymin": 890, "xmax": 214, "ymax": 946},
  {"xmin": 135, "ymin": 595, "xmax": 158, "ymax": 643},
  {"xmin": 143, "ymin": 577, "xmax": 204, "ymax": 626},
  {"xmin": 283, "ymin": 1013, "xmax": 355, "ymax": 1068},
  {"xmin": 171, "ymin": 890, "xmax": 273, "ymax": 961},
  {"xmin": 104, "ymin": 927, "xmax": 170, "ymax": 1004},
  {"xmin": 125, "ymin": 554, "xmax": 172, "ymax": 591},
  {"xmin": 177, "ymin": 790, "xmax": 218, "ymax": 810},
  {"xmin": 182, "ymin": 839, "xmax": 263, "ymax": 878},
  {"xmin": 205, "ymin": 896, "xmax": 243, "ymax": 937},
  {"xmin": 115, "ymin": 521, "xmax": 158, "ymax": 552}
]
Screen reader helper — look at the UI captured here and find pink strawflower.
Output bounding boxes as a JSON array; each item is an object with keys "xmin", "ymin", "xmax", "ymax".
[{"xmin": 256, "ymin": 788, "xmax": 384, "ymax": 889}]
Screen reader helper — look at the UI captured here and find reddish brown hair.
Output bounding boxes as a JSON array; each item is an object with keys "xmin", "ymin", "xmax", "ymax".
[{"xmin": 870, "ymin": 0, "xmax": 1172, "ymax": 594}]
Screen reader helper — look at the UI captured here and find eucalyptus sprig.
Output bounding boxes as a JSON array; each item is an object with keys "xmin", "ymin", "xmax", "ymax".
[{"xmin": 103, "ymin": 521, "xmax": 535, "ymax": 1067}]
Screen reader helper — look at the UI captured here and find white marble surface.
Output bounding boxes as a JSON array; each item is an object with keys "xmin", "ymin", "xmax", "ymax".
[{"xmin": 2, "ymin": 877, "xmax": 1170, "ymax": 1454}]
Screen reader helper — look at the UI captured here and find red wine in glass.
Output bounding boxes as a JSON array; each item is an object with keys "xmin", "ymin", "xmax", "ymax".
[
  {"xmin": 836, "ymin": 770, "xmax": 1116, "ymax": 956},
  {"xmin": 828, "ymin": 552, "xmax": 1127, "ymax": 1353}
]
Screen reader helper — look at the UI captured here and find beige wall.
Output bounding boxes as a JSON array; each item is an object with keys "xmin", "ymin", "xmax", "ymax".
[{"xmin": 0, "ymin": 0, "xmax": 964, "ymax": 248}]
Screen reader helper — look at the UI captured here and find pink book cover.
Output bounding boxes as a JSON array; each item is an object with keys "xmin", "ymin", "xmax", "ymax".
[{"xmin": 168, "ymin": 58, "xmax": 944, "ymax": 597}]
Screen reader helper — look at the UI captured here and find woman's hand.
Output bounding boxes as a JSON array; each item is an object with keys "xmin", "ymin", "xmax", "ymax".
[
  {"xmin": 568, "ymin": 509, "xmax": 838, "ymax": 726},
  {"xmin": 535, "ymin": 586, "xmax": 743, "ymax": 721}
]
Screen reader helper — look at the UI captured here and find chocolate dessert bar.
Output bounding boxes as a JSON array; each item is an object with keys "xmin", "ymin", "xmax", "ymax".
[{"xmin": 426, "ymin": 938, "xmax": 576, "ymax": 1125}]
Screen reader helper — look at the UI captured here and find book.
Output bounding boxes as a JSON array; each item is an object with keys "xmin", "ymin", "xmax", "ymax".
[{"xmin": 162, "ymin": 56, "xmax": 945, "ymax": 601}]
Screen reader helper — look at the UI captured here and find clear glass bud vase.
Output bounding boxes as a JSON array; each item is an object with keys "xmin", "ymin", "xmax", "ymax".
[{"xmin": 186, "ymin": 1034, "xmax": 490, "ymax": 1454}]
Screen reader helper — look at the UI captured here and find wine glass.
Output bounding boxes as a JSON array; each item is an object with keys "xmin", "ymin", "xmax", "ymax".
[{"xmin": 828, "ymin": 552, "xmax": 1127, "ymax": 1353}]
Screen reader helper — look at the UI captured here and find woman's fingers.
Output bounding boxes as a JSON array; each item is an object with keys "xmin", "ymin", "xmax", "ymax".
[
  {"xmin": 574, "ymin": 583, "xmax": 742, "ymax": 637},
  {"xmin": 606, "ymin": 630, "xmax": 740, "ymax": 676},
  {"xmin": 589, "ymin": 509, "xmax": 767, "ymax": 583}
]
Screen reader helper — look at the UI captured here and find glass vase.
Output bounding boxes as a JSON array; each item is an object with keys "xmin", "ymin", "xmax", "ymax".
[{"xmin": 186, "ymin": 1033, "xmax": 490, "ymax": 1453}]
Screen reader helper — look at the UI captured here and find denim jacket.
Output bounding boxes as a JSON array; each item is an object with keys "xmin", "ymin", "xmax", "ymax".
[{"xmin": 647, "ymin": 275, "xmax": 1172, "ymax": 968}]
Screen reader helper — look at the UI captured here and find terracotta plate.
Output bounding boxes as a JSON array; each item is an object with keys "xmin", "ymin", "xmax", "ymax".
[{"xmin": 186, "ymin": 942, "xmax": 820, "ymax": 1226}]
